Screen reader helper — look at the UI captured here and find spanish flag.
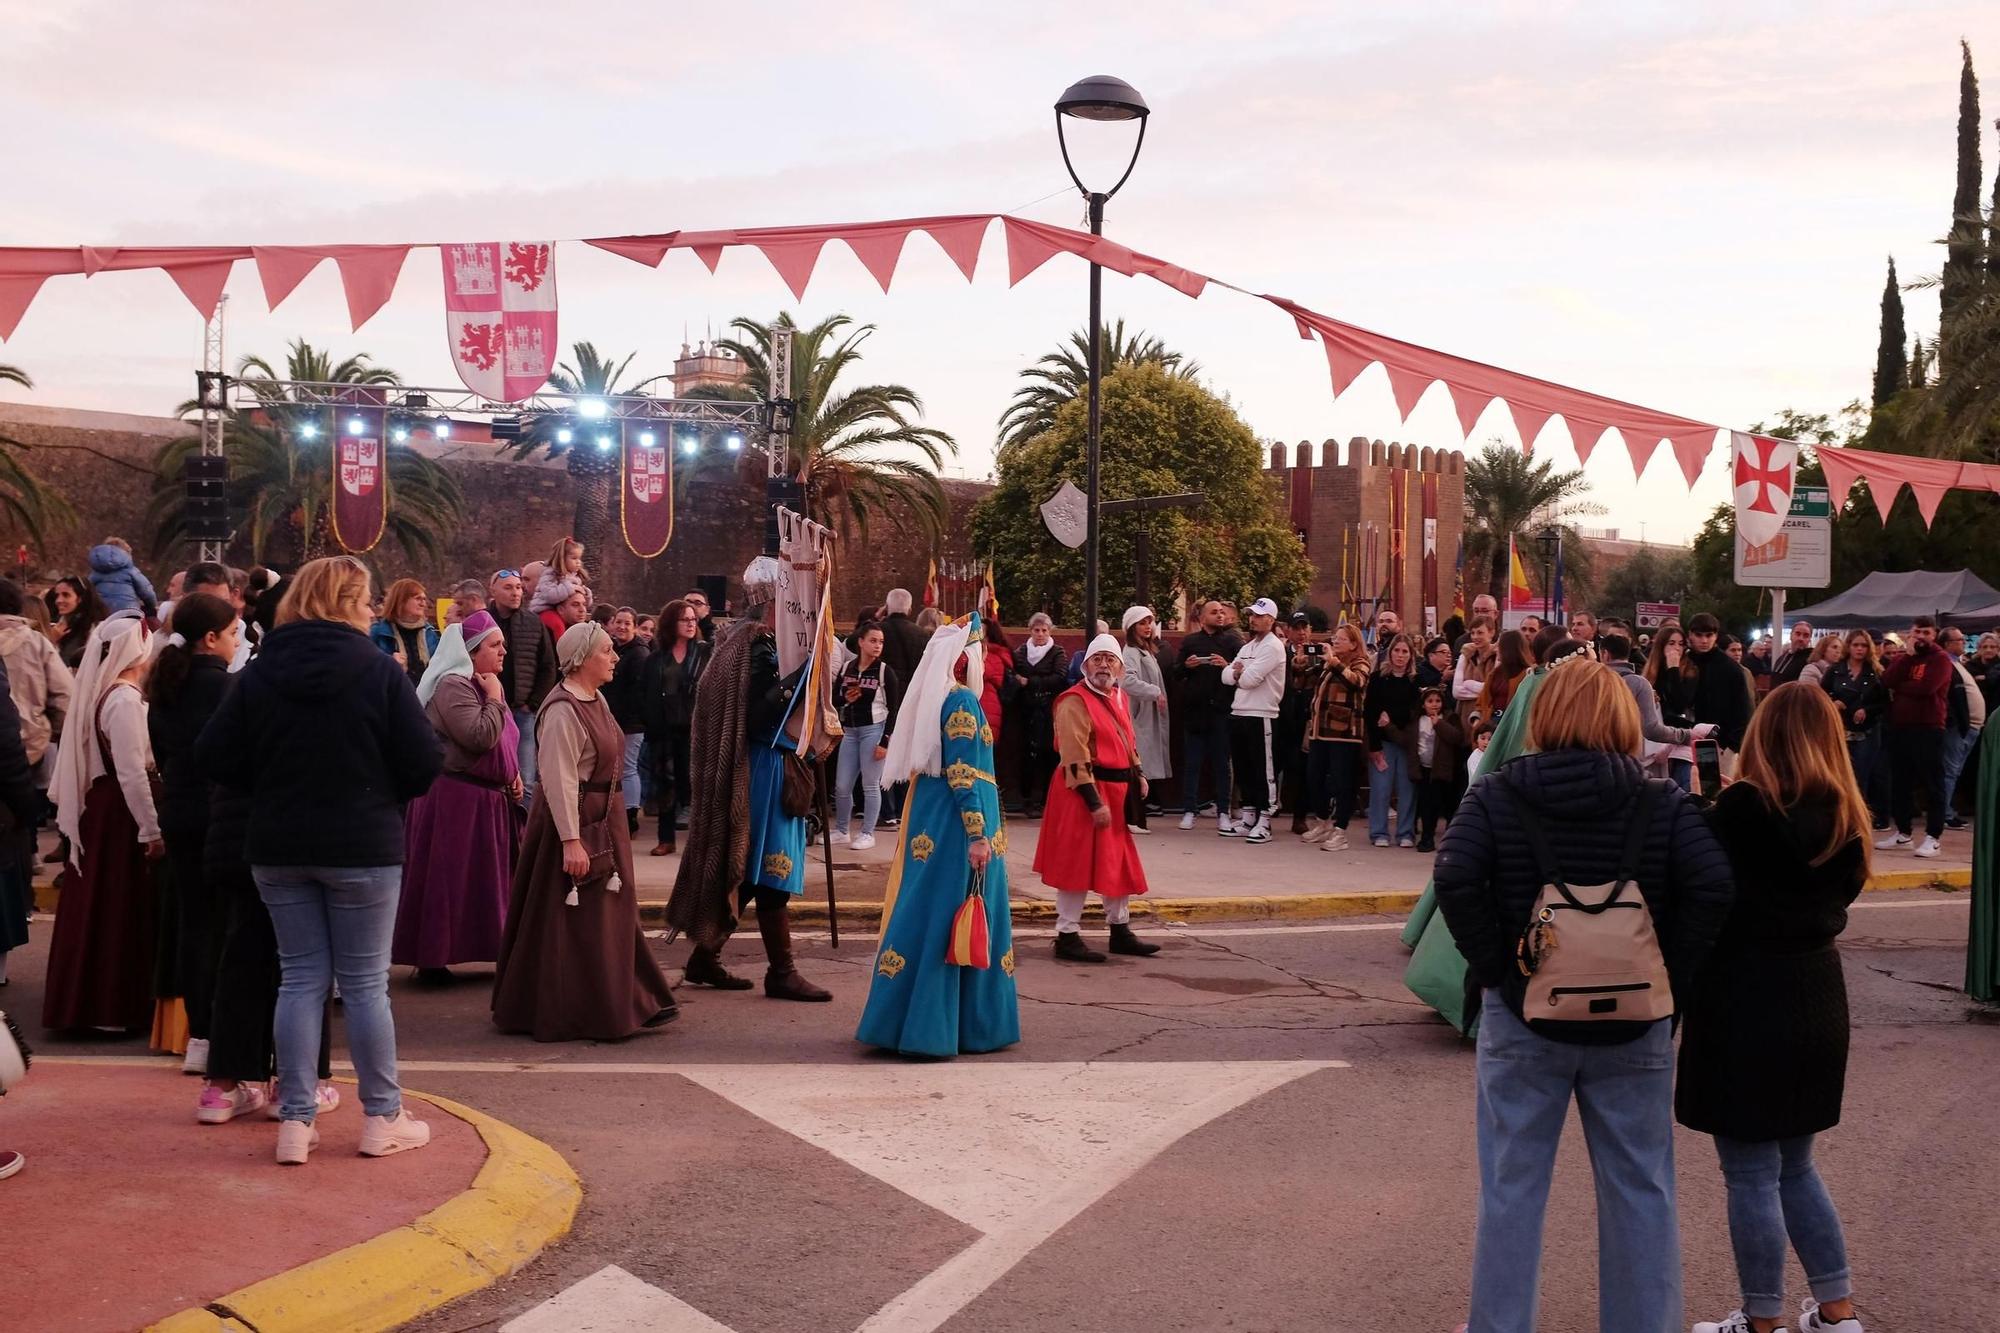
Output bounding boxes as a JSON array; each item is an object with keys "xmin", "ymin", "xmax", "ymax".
[
  {"xmin": 922, "ymin": 556, "xmax": 939, "ymax": 608},
  {"xmin": 1508, "ymin": 536, "xmax": 1536, "ymax": 609}
]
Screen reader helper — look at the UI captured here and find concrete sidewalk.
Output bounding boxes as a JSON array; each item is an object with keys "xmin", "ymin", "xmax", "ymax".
[{"xmin": 9, "ymin": 1061, "xmax": 577, "ymax": 1333}]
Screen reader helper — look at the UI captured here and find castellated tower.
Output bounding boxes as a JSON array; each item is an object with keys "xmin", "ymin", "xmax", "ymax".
[{"xmin": 1264, "ymin": 438, "xmax": 1467, "ymax": 635}]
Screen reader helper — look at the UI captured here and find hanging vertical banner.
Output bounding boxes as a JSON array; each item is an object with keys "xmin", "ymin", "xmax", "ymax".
[
  {"xmin": 1387, "ymin": 463, "xmax": 1407, "ymax": 616},
  {"xmin": 441, "ymin": 241, "xmax": 558, "ymax": 401},
  {"xmin": 619, "ymin": 419, "xmax": 673, "ymax": 557},
  {"xmin": 1421, "ymin": 471, "xmax": 1439, "ymax": 635},
  {"xmin": 776, "ymin": 507, "xmax": 840, "ymax": 754},
  {"xmin": 332, "ymin": 404, "xmax": 388, "ymax": 553}
]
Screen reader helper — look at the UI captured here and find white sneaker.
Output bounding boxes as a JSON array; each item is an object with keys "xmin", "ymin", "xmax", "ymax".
[
  {"xmin": 1178, "ymin": 811, "xmax": 1196, "ymax": 831},
  {"xmin": 195, "ymin": 1082, "xmax": 268, "ymax": 1124},
  {"xmin": 1913, "ymin": 835, "xmax": 1941, "ymax": 858},
  {"xmin": 1798, "ymin": 1298, "xmax": 1861, "ymax": 1332},
  {"xmin": 1873, "ymin": 831, "xmax": 1911, "ymax": 850},
  {"xmin": 267, "ymin": 1081, "xmax": 342, "ymax": 1120},
  {"xmin": 1218, "ymin": 816, "xmax": 1240, "ymax": 837},
  {"xmin": 1694, "ymin": 1313, "xmax": 1783, "ymax": 1333},
  {"xmin": 849, "ymin": 833, "xmax": 876, "ymax": 852},
  {"xmin": 275, "ymin": 1119, "xmax": 319, "ymax": 1166},
  {"xmin": 359, "ymin": 1108, "xmax": 431, "ymax": 1158},
  {"xmin": 1245, "ymin": 821, "xmax": 1272, "ymax": 844},
  {"xmin": 1397, "ymin": 836, "xmax": 1415, "ymax": 848},
  {"xmin": 1301, "ymin": 818, "xmax": 1331, "ymax": 844},
  {"xmin": 181, "ymin": 1037, "xmax": 209, "ymax": 1077},
  {"xmin": 828, "ymin": 828, "xmax": 849, "ymax": 845},
  {"xmin": 1322, "ymin": 828, "xmax": 1349, "ymax": 851},
  {"xmin": 1126, "ymin": 823, "xmax": 1152, "ymax": 835},
  {"xmin": 1371, "ymin": 836, "xmax": 1391, "ymax": 848}
]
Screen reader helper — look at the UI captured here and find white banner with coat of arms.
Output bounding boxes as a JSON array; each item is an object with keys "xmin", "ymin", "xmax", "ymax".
[{"xmin": 441, "ymin": 241, "xmax": 557, "ymax": 401}]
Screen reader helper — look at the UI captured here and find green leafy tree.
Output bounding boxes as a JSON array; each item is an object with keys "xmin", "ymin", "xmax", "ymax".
[
  {"xmin": 1461, "ymin": 443, "xmax": 1602, "ymax": 601},
  {"xmin": 714, "ymin": 313, "xmax": 956, "ymax": 538},
  {"xmin": 0, "ymin": 363, "xmax": 77, "ymax": 547},
  {"xmin": 1874, "ymin": 257, "xmax": 1908, "ymax": 406},
  {"xmin": 997, "ymin": 320, "xmax": 1202, "ymax": 458},
  {"xmin": 505, "ymin": 342, "xmax": 673, "ymax": 563},
  {"xmin": 147, "ymin": 340, "xmax": 462, "ymax": 565},
  {"xmin": 1593, "ymin": 545, "xmax": 1693, "ymax": 628},
  {"xmin": 970, "ymin": 362, "xmax": 1310, "ymax": 623}
]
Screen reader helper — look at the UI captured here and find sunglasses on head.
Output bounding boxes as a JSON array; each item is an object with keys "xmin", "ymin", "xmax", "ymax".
[{"xmin": 493, "ymin": 568, "xmax": 521, "ymax": 581}]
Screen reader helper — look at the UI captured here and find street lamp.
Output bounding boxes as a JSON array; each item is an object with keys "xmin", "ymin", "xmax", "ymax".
[
  {"xmin": 1535, "ymin": 525, "xmax": 1562, "ymax": 621},
  {"xmin": 1055, "ymin": 73, "xmax": 1149, "ymax": 636}
]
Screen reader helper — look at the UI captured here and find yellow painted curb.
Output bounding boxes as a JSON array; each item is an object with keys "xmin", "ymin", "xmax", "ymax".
[
  {"xmin": 1868, "ymin": 867, "xmax": 1970, "ymax": 892},
  {"xmin": 144, "ymin": 1088, "xmax": 580, "ymax": 1333}
]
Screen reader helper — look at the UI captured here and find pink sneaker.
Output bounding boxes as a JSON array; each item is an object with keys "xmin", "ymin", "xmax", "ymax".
[
  {"xmin": 358, "ymin": 1108, "xmax": 431, "ymax": 1158},
  {"xmin": 265, "ymin": 1081, "xmax": 341, "ymax": 1120},
  {"xmin": 275, "ymin": 1120, "xmax": 319, "ymax": 1166},
  {"xmin": 195, "ymin": 1083, "xmax": 269, "ymax": 1124}
]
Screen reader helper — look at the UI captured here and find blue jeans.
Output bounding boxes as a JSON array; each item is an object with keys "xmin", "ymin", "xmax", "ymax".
[
  {"xmin": 1180, "ymin": 713, "xmax": 1232, "ymax": 812},
  {"xmin": 254, "ymin": 864, "xmax": 405, "ymax": 1123},
  {"xmin": 834, "ymin": 722, "xmax": 886, "ymax": 837},
  {"xmin": 1712, "ymin": 1134, "xmax": 1853, "ymax": 1321},
  {"xmin": 1367, "ymin": 745, "xmax": 1415, "ymax": 842},
  {"xmin": 1470, "ymin": 990, "xmax": 1681, "ymax": 1333},
  {"xmin": 1846, "ymin": 730, "xmax": 1887, "ymax": 826},
  {"xmin": 514, "ymin": 706, "xmax": 538, "ymax": 806},
  {"xmin": 621, "ymin": 732, "xmax": 645, "ymax": 812},
  {"xmin": 1942, "ymin": 725, "xmax": 1978, "ymax": 811}
]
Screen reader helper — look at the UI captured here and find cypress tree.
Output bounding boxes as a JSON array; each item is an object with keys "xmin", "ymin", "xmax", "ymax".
[
  {"xmin": 1942, "ymin": 40, "xmax": 1982, "ymax": 337},
  {"xmin": 1911, "ymin": 338, "xmax": 1929, "ymax": 388},
  {"xmin": 1991, "ymin": 116, "xmax": 2000, "ymax": 278},
  {"xmin": 1874, "ymin": 257, "xmax": 1908, "ymax": 405}
]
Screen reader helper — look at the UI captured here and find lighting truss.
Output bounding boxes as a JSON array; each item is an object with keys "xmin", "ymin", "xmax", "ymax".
[{"xmin": 210, "ymin": 380, "xmax": 769, "ymax": 433}]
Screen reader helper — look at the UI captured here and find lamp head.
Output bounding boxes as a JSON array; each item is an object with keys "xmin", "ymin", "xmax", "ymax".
[{"xmin": 1056, "ymin": 75, "xmax": 1149, "ymax": 122}]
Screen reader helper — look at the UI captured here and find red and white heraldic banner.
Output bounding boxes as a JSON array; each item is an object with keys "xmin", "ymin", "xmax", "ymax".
[
  {"xmin": 441, "ymin": 242, "xmax": 557, "ymax": 401},
  {"xmin": 620, "ymin": 419, "xmax": 673, "ymax": 558},
  {"xmin": 332, "ymin": 405, "xmax": 388, "ymax": 553}
]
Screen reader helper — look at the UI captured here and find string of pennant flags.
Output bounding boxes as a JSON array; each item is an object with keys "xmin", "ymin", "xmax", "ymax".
[{"xmin": 0, "ymin": 212, "xmax": 1980, "ymax": 527}]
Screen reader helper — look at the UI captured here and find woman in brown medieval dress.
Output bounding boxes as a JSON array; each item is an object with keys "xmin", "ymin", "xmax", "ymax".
[{"xmin": 492, "ymin": 621, "xmax": 677, "ymax": 1041}]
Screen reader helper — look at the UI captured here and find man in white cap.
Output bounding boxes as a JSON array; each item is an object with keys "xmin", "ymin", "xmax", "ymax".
[
  {"xmin": 1030, "ymin": 634, "xmax": 1160, "ymax": 962},
  {"xmin": 1222, "ymin": 597, "xmax": 1287, "ymax": 844},
  {"xmin": 1119, "ymin": 605, "xmax": 1171, "ymax": 834}
]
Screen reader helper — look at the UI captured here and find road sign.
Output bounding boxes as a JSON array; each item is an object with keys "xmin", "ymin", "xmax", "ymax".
[
  {"xmin": 1734, "ymin": 485, "xmax": 1832, "ymax": 588},
  {"xmin": 1635, "ymin": 601, "xmax": 1680, "ymax": 629}
]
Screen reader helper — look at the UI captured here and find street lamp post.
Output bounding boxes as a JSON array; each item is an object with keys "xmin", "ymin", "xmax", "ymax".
[
  {"xmin": 1055, "ymin": 74, "xmax": 1149, "ymax": 636},
  {"xmin": 1535, "ymin": 525, "xmax": 1561, "ymax": 621}
]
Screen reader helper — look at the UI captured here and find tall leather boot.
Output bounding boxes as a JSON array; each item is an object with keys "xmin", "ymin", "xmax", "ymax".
[
  {"xmin": 684, "ymin": 944, "xmax": 753, "ymax": 990},
  {"xmin": 757, "ymin": 905, "xmax": 831, "ymax": 1001}
]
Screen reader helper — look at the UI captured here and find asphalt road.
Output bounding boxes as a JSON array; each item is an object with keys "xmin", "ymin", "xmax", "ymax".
[{"xmin": 21, "ymin": 891, "xmax": 1997, "ymax": 1332}]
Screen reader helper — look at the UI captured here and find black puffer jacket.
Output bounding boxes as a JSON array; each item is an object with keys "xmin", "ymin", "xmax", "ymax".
[
  {"xmin": 1434, "ymin": 747, "xmax": 1736, "ymax": 1042},
  {"xmin": 1677, "ymin": 784, "xmax": 1866, "ymax": 1142},
  {"xmin": 148, "ymin": 655, "xmax": 231, "ymax": 838}
]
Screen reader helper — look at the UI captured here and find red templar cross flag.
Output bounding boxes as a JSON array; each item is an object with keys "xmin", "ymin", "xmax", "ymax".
[
  {"xmin": 620, "ymin": 420, "xmax": 673, "ymax": 558},
  {"xmin": 1731, "ymin": 431, "xmax": 1796, "ymax": 549},
  {"xmin": 332, "ymin": 405, "xmax": 388, "ymax": 553},
  {"xmin": 442, "ymin": 242, "xmax": 557, "ymax": 401}
]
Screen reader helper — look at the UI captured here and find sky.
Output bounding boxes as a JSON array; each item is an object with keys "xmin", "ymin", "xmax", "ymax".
[{"xmin": 2, "ymin": 0, "xmax": 1996, "ymax": 543}]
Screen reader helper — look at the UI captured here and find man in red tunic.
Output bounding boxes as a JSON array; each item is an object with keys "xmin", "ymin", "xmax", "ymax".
[{"xmin": 1032, "ymin": 635, "xmax": 1161, "ymax": 962}]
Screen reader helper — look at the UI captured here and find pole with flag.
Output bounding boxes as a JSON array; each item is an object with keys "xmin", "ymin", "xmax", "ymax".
[
  {"xmin": 922, "ymin": 556, "xmax": 939, "ymax": 609},
  {"xmin": 983, "ymin": 561, "xmax": 999, "ymax": 622}
]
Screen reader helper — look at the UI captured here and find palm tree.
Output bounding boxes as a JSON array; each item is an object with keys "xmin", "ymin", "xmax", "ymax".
[
  {"xmin": 1461, "ymin": 442, "xmax": 1602, "ymax": 601},
  {"xmin": 147, "ymin": 339, "xmax": 462, "ymax": 564},
  {"xmin": 505, "ymin": 342, "xmax": 673, "ymax": 561},
  {"xmin": 0, "ymin": 363, "xmax": 79, "ymax": 546},
  {"xmin": 998, "ymin": 321, "xmax": 1202, "ymax": 457},
  {"xmin": 714, "ymin": 313, "xmax": 956, "ymax": 537}
]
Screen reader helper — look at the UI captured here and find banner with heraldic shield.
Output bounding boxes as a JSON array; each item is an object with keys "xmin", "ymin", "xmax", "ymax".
[
  {"xmin": 1040, "ymin": 480, "xmax": 1088, "ymax": 549},
  {"xmin": 441, "ymin": 241, "xmax": 558, "ymax": 401},
  {"xmin": 332, "ymin": 403, "xmax": 388, "ymax": 553},
  {"xmin": 620, "ymin": 419, "xmax": 673, "ymax": 557}
]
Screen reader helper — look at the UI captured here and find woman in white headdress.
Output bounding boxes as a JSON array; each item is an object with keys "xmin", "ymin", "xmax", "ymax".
[
  {"xmin": 43, "ymin": 616, "xmax": 163, "ymax": 1032},
  {"xmin": 856, "ymin": 614, "xmax": 1019, "ymax": 1058}
]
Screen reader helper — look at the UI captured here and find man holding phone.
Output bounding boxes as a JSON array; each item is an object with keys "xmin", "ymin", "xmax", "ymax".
[
  {"xmin": 1683, "ymin": 613, "xmax": 1753, "ymax": 774},
  {"xmin": 1879, "ymin": 615, "xmax": 1953, "ymax": 857},
  {"xmin": 1175, "ymin": 600, "xmax": 1243, "ymax": 831}
]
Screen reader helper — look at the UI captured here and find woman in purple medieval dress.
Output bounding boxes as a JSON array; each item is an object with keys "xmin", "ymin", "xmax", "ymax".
[{"xmin": 393, "ymin": 610, "xmax": 521, "ymax": 983}]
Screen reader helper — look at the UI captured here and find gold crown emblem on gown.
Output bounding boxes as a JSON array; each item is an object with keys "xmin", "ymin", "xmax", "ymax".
[
  {"xmin": 945, "ymin": 760, "xmax": 978, "ymax": 790},
  {"xmin": 944, "ymin": 708, "xmax": 980, "ymax": 741},
  {"xmin": 762, "ymin": 851, "xmax": 794, "ymax": 881},
  {"xmin": 1000, "ymin": 948, "xmax": 1016, "ymax": 976},
  {"xmin": 877, "ymin": 948, "xmax": 906, "ymax": 978},
  {"xmin": 910, "ymin": 833, "xmax": 936, "ymax": 862}
]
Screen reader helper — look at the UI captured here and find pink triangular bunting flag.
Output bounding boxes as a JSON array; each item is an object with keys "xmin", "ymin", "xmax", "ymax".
[
  {"xmin": 0, "ymin": 276, "xmax": 50, "ymax": 341},
  {"xmin": 1319, "ymin": 334, "xmax": 1374, "ymax": 397},
  {"xmin": 80, "ymin": 246, "xmax": 119, "ymax": 277},
  {"xmin": 690, "ymin": 244, "xmax": 725, "ymax": 273},
  {"xmin": 843, "ymin": 228, "xmax": 911, "ymax": 293},
  {"xmin": 1817, "ymin": 448, "xmax": 1863, "ymax": 506},
  {"xmin": 1507, "ymin": 401, "xmax": 1554, "ymax": 453},
  {"xmin": 1866, "ymin": 472, "xmax": 1903, "ymax": 524},
  {"xmin": 1002, "ymin": 217, "xmax": 1065, "ymax": 286},
  {"xmin": 756, "ymin": 237, "xmax": 827, "ymax": 301},
  {"xmin": 1448, "ymin": 383, "xmax": 1496, "ymax": 437},
  {"xmin": 587, "ymin": 235, "xmax": 675, "ymax": 268},
  {"xmin": 922, "ymin": 217, "xmax": 990, "ymax": 281},
  {"xmin": 332, "ymin": 245, "xmax": 411, "ymax": 330},
  {"xmin": 1665, "ymin": 427, "xmax": 1715, "ymax": 488},
  {"xmin": 1564, "ymin": 418, "xmax": 1608, "ymax": 465},
  {"xmin": 254, "ymin": 247, "xmax": 326, "ymax": 310},
  {"xmin": 1909, "ymin": 483, "xmax": 1951, "ymax": 527},
  {"xmin": 1382, "ymin": 363, "xmax": 1435, "ymax": 421},
  {"xmin": 163, "ymin": 257, "xmax": 234, "ymax": 322}
]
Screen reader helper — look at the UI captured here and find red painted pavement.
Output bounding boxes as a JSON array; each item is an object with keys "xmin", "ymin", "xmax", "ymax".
[{"xmin": 9, "ymin": 1062, "xmax": 485, "ymax": 1333}]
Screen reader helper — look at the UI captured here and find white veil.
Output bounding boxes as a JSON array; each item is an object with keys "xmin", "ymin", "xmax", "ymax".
[
  {"xmin": 880, "ymin": 615, "xmax": 983, "ymax": 786},
  {"xmin": 51, "ymin": 616, "xmax": 152, "ymax": 863}
]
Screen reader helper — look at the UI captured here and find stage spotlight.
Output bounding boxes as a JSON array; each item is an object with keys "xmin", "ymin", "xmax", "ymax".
[
  {"xmin": 555, "ymin": 426, "xmax": 574, "ymax": 445},
  {"xmin": 347, "ymin": 416, "xmax": 366, "ymax": 436},
  {"xmin": 596, "ymin": 433, "xmax": 615, "ymax": 451},
  {"xmin": 680, "ymin": 434, "xmax": 699, "ymax": 456},
  {"xmin": 391, "ymin": 424, "xmax": 410, "ymax": 443},
  {"xmin": 639, "ymin": 429, "xmax": 657, "ymax": 448},
  {"xmin": 489, "ymin": 414, "xmax": 523, "ymax": 443},
  {"xmin": 578, "ymin": 397, "xmax": 608, "ymax": 420},
  {"xmin": 726, "ymin": 433, "xmax": 743, "ymax": 452},
  {"xmin": 434, "ymin": 416, "xmax": 452, "ymax": 439},
  {"xmin": 298, "ymin": 420, "xmax": 320, "ymax": 440}
]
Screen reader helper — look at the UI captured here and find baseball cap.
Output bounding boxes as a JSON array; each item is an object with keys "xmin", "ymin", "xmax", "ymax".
[
  {"xmin": 1248, "ymin": 597, "xmax": 1279, "ymax": 618},
  {"xmin": 1289, "ymin": 610, "xmax": 1310, "ymax": 625}
]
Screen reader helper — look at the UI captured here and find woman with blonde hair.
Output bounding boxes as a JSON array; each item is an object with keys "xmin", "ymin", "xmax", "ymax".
[
  {"xmin": 370, "ymin": 578, "xmax": 438, "ymax": 685},
  {"xmin": 196, "ymin": 556, "xmax": 443, "ymax": 1165},
  {"xmin": 1819, "ymin": 629, "xmax": 1888, "ymax": 830},
  {"xmin": 1796, "ymin": 633, "xmax": 1846, "ymax": 689},
  {"xmin": 1304, "ymin": 623, "xmax": 1371, "ymax": 850},
  {"xmin": 1434, "ymin": 657, "xmax": 1735, "ymax": 1333},
  {"xmin": 1679, "ymin": 684, "xmax": 1871, "ymax": 1333}
]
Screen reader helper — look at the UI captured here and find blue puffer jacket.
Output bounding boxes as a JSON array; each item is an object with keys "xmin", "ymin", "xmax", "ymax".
[
  {"xmin": 87, "ymin": 543, "xmax": 157, "ymax": 613},
  {"xmin": 1433, "ymin": 747, "xmax": 1736, "ymax": 1041}
]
